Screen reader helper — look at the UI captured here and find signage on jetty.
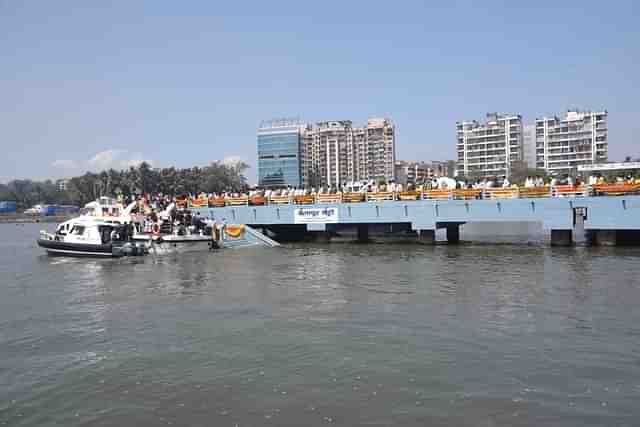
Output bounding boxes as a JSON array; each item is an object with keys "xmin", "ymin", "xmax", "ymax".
[{"xmin": 294, "ymin": 207, "xmax": 338, "ymax": 224}]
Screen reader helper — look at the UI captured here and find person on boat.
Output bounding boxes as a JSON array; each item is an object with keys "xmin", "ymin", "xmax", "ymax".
[
  {"xmin": 217, "ymin": 217, "xmax": 227, "ymax": 241},
  {"xmin": 193, "ymin": 212, "xmax": 207, "ymax": 233},
  {"xmin": 110, "ymin": 228, "xmax": 119, "ymax": 243}
]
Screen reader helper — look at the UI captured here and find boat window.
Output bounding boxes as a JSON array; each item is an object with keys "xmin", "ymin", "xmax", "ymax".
[{"xmin": 71, "ymin": 225, "xmax": 86, "ymax": 235}]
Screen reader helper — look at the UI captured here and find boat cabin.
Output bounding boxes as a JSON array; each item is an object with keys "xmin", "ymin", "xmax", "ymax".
[
  {"xmin": 62, "ymin": 222, "xmax": 130, "ymax": 245},
  {"xmin": 82, "ymin": 197, "xmax": 123, "ymax": 218}
]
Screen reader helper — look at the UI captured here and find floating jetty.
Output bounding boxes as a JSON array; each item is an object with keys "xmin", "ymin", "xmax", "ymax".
[{"xmin": 195, "ymin": 194, "xmax": 640, "ymax": 246}]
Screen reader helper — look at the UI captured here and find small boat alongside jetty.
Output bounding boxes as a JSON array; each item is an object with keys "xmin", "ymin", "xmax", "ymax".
[
  {"xmin": 129, "ymin": 201, "xmax": 279, "ymax": 254},
  {"xmin": 134, "ymin": 224, "xmax": 280, "ymax": 254}
]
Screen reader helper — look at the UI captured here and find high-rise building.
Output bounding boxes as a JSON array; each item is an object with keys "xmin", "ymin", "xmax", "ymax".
[
  {"xmin": 56, "ymin": 179, "xmax": 69, "ymax": 192},
  {"xmin": 456, "ymin": 113, "xmax": 523, "ymax": 178},
  {"xmin": 363, "ymin": 118, "xmax": 396, "ymax": 182},
  {"xmin": 257, "ymin": 119, "xmax": 305, "ymax": 188},
  {"xmin": 302, "ymin": 118, "xmax": 395, "ymax": 188},
  {"xmin": 433, "ymin": 160, "xmax": 456, "ymax": 178},
  {"xmin": 394, "ymin": 161, "xmax": 429, "ymax": 186},
  {"xmin": 522, "ymin": 124, "xmax": 537, "ymax": 169},
  {"xmin": 303, "ymin": 120, "xmax": 354, "ymax": 188},
  {"xmin": 258, "ymin": 117, "xmax": 395, "ymax": 189},
  {"xmin": 394, "ymin": 160, "xmax": 453, "ymax": 186},
  {"xmin": 535, "ymin": 110, "xmax": 608, "ymax": 174}
]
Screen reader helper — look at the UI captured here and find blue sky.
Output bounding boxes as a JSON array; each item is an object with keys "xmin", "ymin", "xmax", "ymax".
[{"xmin": 1, "ymin": 0, "xmax": 638, "ymax": 184}]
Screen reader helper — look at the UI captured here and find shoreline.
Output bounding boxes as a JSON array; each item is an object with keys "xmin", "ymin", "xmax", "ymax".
[{"xmin": 0, "ymin": 214, "xmax": 73, "ymax": 224}]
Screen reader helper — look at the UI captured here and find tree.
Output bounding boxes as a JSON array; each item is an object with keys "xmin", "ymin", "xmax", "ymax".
[
  {"xmin": 509, "ymin": 161, "xmax": 548, "ymax": 185},
  {"xmin": 67, "ymin": 173, "xmax": 99, "ymax": 205},
  {"xmin": 158, "ymin": 167, "xmax": 178, "ymax": 195},
  {"xmin": 202, "ymin": 161, "xmax": 249, "ymax": 193},
  {"xmin": 2, "ymin": 160, "xmax": 251, "ymax": 208}
]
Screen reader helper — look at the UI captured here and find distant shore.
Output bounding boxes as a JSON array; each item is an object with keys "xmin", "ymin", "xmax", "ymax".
[{"xmin": 0, "ymin": 214, "xmax": 72, "ymax": 224}]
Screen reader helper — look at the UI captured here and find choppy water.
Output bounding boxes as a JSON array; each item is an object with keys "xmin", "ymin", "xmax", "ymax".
[{"xmin": 2, "ymin": 223, "xmax": 640, "ymax": 426}]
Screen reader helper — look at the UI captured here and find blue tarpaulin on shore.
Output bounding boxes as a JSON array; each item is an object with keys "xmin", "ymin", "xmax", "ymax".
[{"xmin": 0, "ymin": 201, "xmax": 17, "ymax": 214}]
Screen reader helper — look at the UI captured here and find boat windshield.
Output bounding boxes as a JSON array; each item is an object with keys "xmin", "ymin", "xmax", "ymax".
[{"xmin": 71, "ymin": 225, "xmax": 86, "ymax": 236}]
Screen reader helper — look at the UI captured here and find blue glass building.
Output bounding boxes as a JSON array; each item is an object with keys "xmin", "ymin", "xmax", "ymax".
[{"xmin": 257, "ymin": 120, "xmax": 302, "ymax": 188}]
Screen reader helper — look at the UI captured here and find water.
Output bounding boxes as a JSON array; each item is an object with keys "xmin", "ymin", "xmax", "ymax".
[{"xmin": 2, "ymin": 223, "xmax": 640, "ymax": 426}]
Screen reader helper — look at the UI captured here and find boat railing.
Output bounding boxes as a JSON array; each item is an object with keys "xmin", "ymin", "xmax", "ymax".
[{"xmin": 40, "ymin": 230, "xmax": 54, "ymax": 240}]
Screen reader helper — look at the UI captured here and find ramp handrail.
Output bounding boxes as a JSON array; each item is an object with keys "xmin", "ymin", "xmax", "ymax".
[{"xmin": 244, "ymin": 226, "xmax": 280, "ymax": 247}]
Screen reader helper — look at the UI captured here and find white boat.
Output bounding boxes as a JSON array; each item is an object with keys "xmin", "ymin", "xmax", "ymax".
[
  {"xmin": 133, "ymin": 232, "xmax": 216, "ymax": 254},
  {"xmin": 37, "ymin": 218, "xmax": 147, "ymax": 257},
  {"xmin": 127, "ymin": 202, "xmax": 216, "ymax": 253},
  {"xmin": 24, "ymin": 204, "xmax": 43, "ymax": 215},
  {"xmin": 37, "ymin": 197, "xmax": 144, "ymax": 257}
]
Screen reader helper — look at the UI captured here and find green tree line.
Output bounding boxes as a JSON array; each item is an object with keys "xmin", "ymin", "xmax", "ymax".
[{"xmin": 0, "ymin": 161, "xmax": 249, "ymax": 209}]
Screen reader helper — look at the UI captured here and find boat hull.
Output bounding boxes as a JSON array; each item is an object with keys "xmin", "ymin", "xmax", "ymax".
[
  {"xmin": 133, "ymin": 234, "xmax": 216, "ymax": 254},
  {"xmin": 37, "ymin": 239, "xmax": 148, "ymax": 258},
  {"xmin": 37, "ymin": 238, "xmax": 115, "ymax": 257}
]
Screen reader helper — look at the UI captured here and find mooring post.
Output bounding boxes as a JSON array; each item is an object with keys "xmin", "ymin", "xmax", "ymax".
[
  {"xmin": 417, "ymin": 229, "xmax": 435, "ymax": 245},
  {"xmin": 446, "ymin": 224, "xmax": 460, "ymax": 244},
  {"xmin": 357, "ymin": 224, "xmax": 370, "ymax": 242},
  {"xmin": 550, "ymin": 229, "xmax": 573, "ymax": 246}
]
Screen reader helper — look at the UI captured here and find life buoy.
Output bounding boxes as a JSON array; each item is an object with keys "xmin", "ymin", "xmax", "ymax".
[{"xmin": 152, "ymin": 223, "xmax": 160, "ymax": 235}]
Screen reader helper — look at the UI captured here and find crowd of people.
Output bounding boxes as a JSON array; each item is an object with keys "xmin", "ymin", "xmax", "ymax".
[
  {"xmin": 112, "ymin": 195, "xmax": 213, "ymax": 237},
  {"xmin": 112, "ymin": 173, "xmax": 640, "ymax": 212}
]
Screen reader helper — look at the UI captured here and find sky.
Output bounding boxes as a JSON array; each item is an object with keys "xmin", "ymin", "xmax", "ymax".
[{"xmin": 1, "ymin": 0, "xmax": 639, "ymax": 184}]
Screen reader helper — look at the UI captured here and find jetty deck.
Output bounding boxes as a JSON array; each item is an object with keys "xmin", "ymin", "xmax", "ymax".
[{"xmin": 196, "ymin": 194, "xmax": 640, "ymax": 246}]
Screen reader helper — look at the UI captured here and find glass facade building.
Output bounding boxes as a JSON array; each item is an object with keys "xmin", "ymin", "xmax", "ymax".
[{"xmin": 257, "ymin": 122, "xmax": 302, "ymax": 188}]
